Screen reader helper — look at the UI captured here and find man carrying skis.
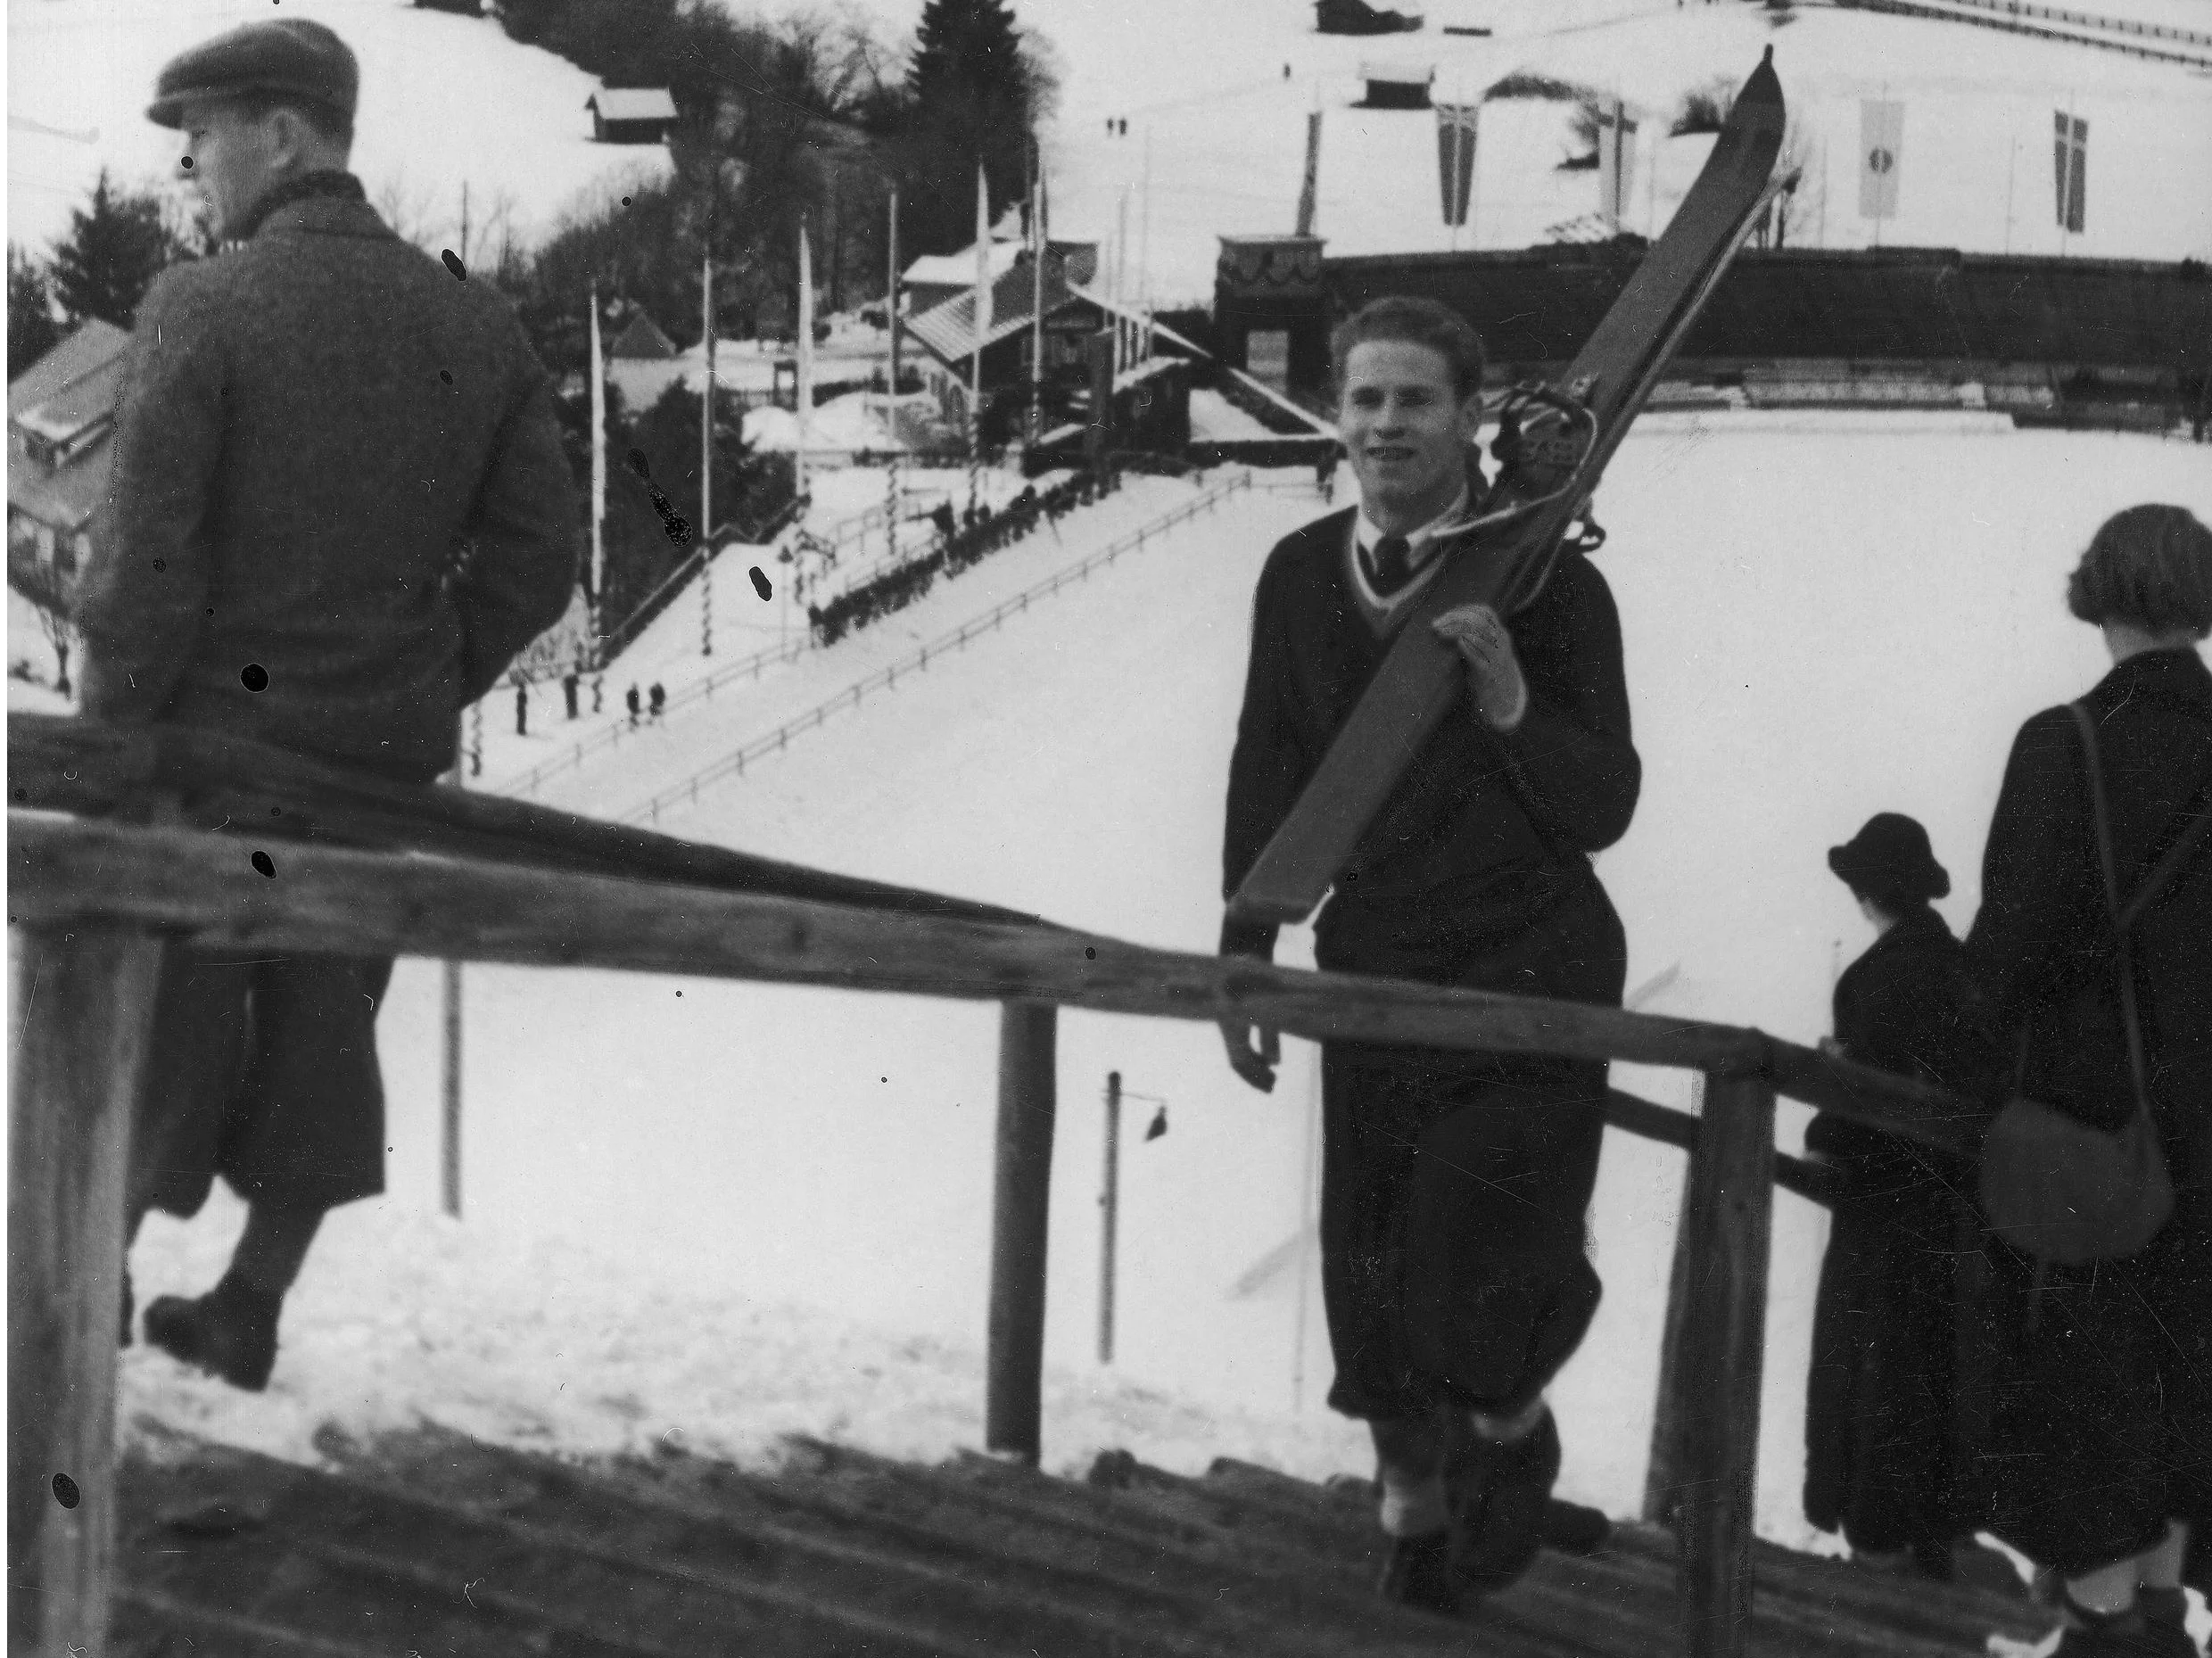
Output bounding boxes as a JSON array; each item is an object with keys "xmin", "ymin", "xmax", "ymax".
[{"xmin": 1217, "ymin": 295, "xmax": 1640, "ymax": 1613}]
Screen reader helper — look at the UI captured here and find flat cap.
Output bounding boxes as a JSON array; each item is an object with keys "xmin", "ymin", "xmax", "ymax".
[{"xmin": 146, "ymin": 19, "xmax": 358, "ymax": 129}]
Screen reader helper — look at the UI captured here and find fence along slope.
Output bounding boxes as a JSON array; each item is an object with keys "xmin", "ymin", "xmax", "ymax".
[
  {"xmin": 9, "ymin": 719, "xmax": 1984, "ymax": 1658},
  {"xmin": 622, "ymin": 473, "xmax": 1260, "ymax": 826},
  {"xmin": 501, "ymin": 472, "xmax": 1253, "ymax": 803}
]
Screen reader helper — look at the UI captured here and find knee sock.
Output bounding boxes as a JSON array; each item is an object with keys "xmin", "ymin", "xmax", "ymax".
[
  {"xmin": 1380, "ymin": 1473, "xmax": 1449, "ymax": 1538},
  {"xmin": 228, "ymin": 1201, "xmax": 325, "ymax": 1302},
  {"xmin": 1471, "ymin": 1394, "xmax": 1548, "ymax": 1445}
]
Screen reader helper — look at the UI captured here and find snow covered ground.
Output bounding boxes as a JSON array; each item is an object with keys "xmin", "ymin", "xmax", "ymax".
[
  {"xmin": 17, "ymin": 0, "xmax": 2212, "ymax": 1586},
  {"xmin": 7, "ymin": 0, "xmax": 670, "ymax": 257},
  {"xmin": 241, "ymin": 420, "xmax": 2197, "ymax": 1552}
]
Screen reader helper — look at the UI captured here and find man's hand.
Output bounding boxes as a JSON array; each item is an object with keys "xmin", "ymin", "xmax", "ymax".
[
  {"xmin": 1432, "ymin": 603, "xmax": 1528, "ymax": 732},
  {"xmin": 1220, "ymin": 1019, "xmax": 1281, "ymax": 1092}
]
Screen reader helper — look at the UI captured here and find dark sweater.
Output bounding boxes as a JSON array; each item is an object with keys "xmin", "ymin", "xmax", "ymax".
[{"xmin": 1221, "ymin": 507, "xmax": 1639, "ymax": 980}]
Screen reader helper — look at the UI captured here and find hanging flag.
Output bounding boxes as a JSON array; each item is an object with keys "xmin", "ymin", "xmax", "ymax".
[
  {"xmin": 587, "ymin": 284, "xmax": 605, "ymax": 612},
  {"xmin": 1597, "ymin": 99, "xmax": 1638, "ymax": 226},
  {"xmin": 1296, "ymin": 99, "xmax": 1324, "ymax": 237},
  {"xmin": 1434, "ymin": 101, "xmax": 1479, "ymax": 228},
  {"xmin": 1859, "ymin": 99, "xmax": 1903, "ymax": 220},
  {"xmin": 797, "ymin": 220, "xmax": 814, "ymax": 499},
  {"xmin": 973, "ymin": 163, "xmax": 993, "ymax": 353},
  {"xmin": 2053, "ymin": 111, "xmax": 2087, "ymax": 235}
]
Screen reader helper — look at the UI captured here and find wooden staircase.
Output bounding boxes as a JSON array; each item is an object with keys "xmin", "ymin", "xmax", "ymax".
[{"xmin": 109, "ymin": 1426, "xmax": 2054, "ymax": 1657}]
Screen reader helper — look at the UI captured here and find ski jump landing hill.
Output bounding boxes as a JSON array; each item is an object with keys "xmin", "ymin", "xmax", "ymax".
[{"xmin": 12, "ymin": 422, "xmax": 2211, "ymax": 1655}]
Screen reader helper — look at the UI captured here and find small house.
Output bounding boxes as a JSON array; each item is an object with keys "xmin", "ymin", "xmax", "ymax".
[
  {"xmin": 609, "ymin": 312, "xmax": 680, "ymax": 360},
  {"xmin": 414, "ymin": 0, "xmax": 485, "ymax": 15},
  {"xmin": 585, "ymin": 88, "xmax": 677, "ymax": 145},
  {"xmin": 1358, "ymin": 62, "xmax": 1434, "ymax": 109},
  {"xmin": 8, "ymin": 319, "xmax": 129, "ymax": 600}
]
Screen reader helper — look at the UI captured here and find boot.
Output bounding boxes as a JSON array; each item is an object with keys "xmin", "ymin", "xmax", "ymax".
[
  {"xmin": 143, "ymin": 1272, "xmax": 282, "ymax": 1391},
  {"xmin": 1449, "ymin": 1406, "xmax": 1563, "ymax": 1594}
]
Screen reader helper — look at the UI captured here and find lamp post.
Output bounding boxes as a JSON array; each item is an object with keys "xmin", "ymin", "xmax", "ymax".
[{"xmin": 1098, "ymin": 1072, "xmax": 1167, "ymax": 1365}]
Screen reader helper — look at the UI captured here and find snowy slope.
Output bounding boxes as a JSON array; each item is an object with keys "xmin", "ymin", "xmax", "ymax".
[
  {"xmin": 7, "ymin": 0, "xmax": 669, "ymax": 255},
  {"xmin": 338, "ymin": 425, "xmax": 2208, "ymax": 1549}
]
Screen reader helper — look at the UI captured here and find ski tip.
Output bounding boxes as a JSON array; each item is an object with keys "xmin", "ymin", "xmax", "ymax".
[{"xmin": 1762, "ymin": 44, "xmax": 1773, "ymax": 64}]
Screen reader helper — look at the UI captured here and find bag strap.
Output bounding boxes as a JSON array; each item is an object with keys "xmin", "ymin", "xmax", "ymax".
[{"xmin": 2067, "ymin": 703, "xmax": 2155, "ymax": 1117}]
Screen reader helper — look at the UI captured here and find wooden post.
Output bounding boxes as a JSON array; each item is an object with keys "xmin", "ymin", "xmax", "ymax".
[
  {"xmin": 1098, "ymin": 1070, "xmax": 1120, "ymax": 1365},
  {"xmin": 1642, "ymin": 1081, "xmax": 1702, "ymax": 1525},
  {"xmin": 1671, "ymin": 1071, "xmax": 1777, "ymax": 1658},
  {"xmin": 985, "ymin": 1001, "xmax": 1057, "ymax": 1463},
  {"xmin": 8, "ymin": 924, "xmax": 165, "ymax": 1658}
]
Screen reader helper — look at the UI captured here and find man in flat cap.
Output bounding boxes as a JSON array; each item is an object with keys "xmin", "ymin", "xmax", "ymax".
[{"xmin": 75, "ymin": 17, "xmax": 578, "ymax": 1389}]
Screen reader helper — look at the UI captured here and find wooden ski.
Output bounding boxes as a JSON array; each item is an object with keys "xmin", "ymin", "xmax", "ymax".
[{"xmin": 1228, "ymin": 49, "xmax": 1787, "ymax": 929}]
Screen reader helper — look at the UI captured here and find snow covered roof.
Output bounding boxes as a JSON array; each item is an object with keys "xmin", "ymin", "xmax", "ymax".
[
  {"xmin": 1358, "ymin": 61, "xmax": 1433, "ymax": 84},
  {"xmin": 902, "ymin": 238, "xmax": 1023, "ymax": 292},
  {"xmin": 904, "ymin": 254, "xmax": 1085, "ymax": 366},
  {"xmin": 8, "ymin": 318, "xmax": 128, "ymax": 425},
  {"xmin": 7, "ymin": 438, "xmax": 109, "ymax": 532},
  {"xmin": 586, "ymin": 88, "xmax": 677, "ymax": 123}
]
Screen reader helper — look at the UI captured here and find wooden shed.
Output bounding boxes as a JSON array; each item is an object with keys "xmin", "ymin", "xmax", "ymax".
[
  {"xmin": 585, "ymin": 88, "xmax": 677, "ymax": 144},
  {"xmin": 1358, "ymin": 61, "xmax": 1434, "ymax": 109}
]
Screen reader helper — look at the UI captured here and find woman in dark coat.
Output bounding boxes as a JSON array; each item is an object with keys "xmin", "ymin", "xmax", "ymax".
[
  {"xmin": 1803, "ymin": 815, "xmax": 1992, "ymax": 1579},
  {"xmin": 1965, "ymin": 504, "xmax": 2212, "ymax": 1658}
]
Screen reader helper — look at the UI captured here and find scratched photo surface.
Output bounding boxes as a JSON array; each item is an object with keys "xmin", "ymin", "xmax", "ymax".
[{"xmin": 10, "ymin": 0, "xmax": 2211, "ymax": 1561}]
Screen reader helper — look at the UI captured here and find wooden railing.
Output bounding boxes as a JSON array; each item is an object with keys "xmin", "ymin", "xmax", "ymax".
[{"xmin": 5, "ymin": 713, "xmax": 1979, "ymax": 1658}]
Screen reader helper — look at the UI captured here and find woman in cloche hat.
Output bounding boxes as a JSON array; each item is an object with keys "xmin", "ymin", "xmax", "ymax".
[{"xmin": 1801, "ymin": 813, "xmax": 1994, "ymax": 1582}]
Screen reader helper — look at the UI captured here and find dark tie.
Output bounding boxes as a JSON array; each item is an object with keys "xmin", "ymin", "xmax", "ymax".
[{"xmin": 1368, "ymin": 533, "xmax": 1413, "ymax": 593}]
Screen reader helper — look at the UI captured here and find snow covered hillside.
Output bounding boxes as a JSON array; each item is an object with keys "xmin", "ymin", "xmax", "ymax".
[
  {"xmin": 824, "ymin": 0, "xmax": 2212, "ymax": 301},
  {"xmin": 307, "ymin": 425, "xmax": 2207, "ymax": 1549},
  {"xmin": 7, "ymin": 0, "xmax": 667, "ymax": 255}
]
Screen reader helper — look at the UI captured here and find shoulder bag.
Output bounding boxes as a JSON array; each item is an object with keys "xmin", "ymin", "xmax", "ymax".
[{"xmin": 1977, "ymin": 702, "xmax": 2211, "ymax": 1266}]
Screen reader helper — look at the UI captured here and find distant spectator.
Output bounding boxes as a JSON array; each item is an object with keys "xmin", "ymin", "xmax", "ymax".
[
  {"xmin": 562, "ymin": 670, "xmax": 580, "ymax": 721},
  {"xmin": 648, "ymin": 681, "xmax": 665, "ymax": 722},
  {"xmin": 626, "ymin": 683, "xmax": 641, "ymax": 727},
  {"xmin": 931, "ymin": 500, "xmax": 955, "ymax": 541},
  {"xmin": 1802, "ymin": 813, "xmax": 1993, "ymax": 1580},
  {"xmin": 591, "ymin": 674, "xmax": 604, "ymax": 714},
  {"xmin": 515, "ymin": 679, "xmax": 528, "ymax": 736}
]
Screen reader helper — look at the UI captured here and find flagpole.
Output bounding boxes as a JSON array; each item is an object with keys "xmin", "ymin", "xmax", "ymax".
[
  {"xmin": 970, "ymin": 162, "xmax": 989, "ymax": 509},
  {"xmin": 1029, "ymin": 139, "xmax": 1045, "ymax": 446},
  {"xmin": 798, "ymin": 217, "xmax": 814, "ymax": 507},
  {"xmin": 701, "ymin": 248, "xmax": 714, "ymax": 553},
  {"xmin": 588, "ymin": 283, "xmax": 606, "ymax": 650}
]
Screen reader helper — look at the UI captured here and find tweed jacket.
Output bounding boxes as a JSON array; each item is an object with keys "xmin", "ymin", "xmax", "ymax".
[{"xmin": 76, "ymin": 189, "xmax": 577, "ymax": 782}]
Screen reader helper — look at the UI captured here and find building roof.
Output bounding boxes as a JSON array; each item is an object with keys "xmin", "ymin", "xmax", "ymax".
[
  {"xmin": 7, "ymin": 433, "xmax": 111, "ymax": 532},
  {"xmin": 8, "ymin": 318, "xmax": 128, "ymax": 425},
  {"xmin": 902, "ymin": 237, "xmax": 1024, "ymax": 293},
  {"xmin": 585, "ymin": 88, "xmax": 677, "ymax": 122},
  {"xmin": 904, "ymin": 254, "xmax": 1082, "ymax": 367},
  {"xmin": 1358, "ymin": 60, "xmax": 1434, "ymax": 83},
  {"xmin": 609, "ymin": 313, "xmax": 679, "ymax": 359}
]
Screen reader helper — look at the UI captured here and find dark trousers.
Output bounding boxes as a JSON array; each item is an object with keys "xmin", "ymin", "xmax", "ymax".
[
  {"xmin": 131, "ymin": 946, "xmax": 394, "ymax": 1220},
  {"xmin": 1320, "ymin": 1043, "xmax": 1606, "ymax": 1423}
]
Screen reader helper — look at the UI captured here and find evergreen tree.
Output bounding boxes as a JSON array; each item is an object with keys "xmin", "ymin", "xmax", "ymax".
[
  {"xmin": 47, "ymin": 170, "xmax": 191, "ymax": 330},
  {"xmin": 8, "ymin": 245, "xmax": 62, "ymax": 380},
  {"xmin": 896, "ymin": 0, "xmax": 1042, "ymax": 257}
]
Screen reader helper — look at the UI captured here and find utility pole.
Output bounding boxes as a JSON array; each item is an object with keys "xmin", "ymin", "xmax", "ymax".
[
  {"xmin": 1099, "ymin": 1070, "xmax": 1120, "ymax": 1365},
  {"xmin": 442, "ymin": 720, "xmax": 465, "ymax": 1218}
]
